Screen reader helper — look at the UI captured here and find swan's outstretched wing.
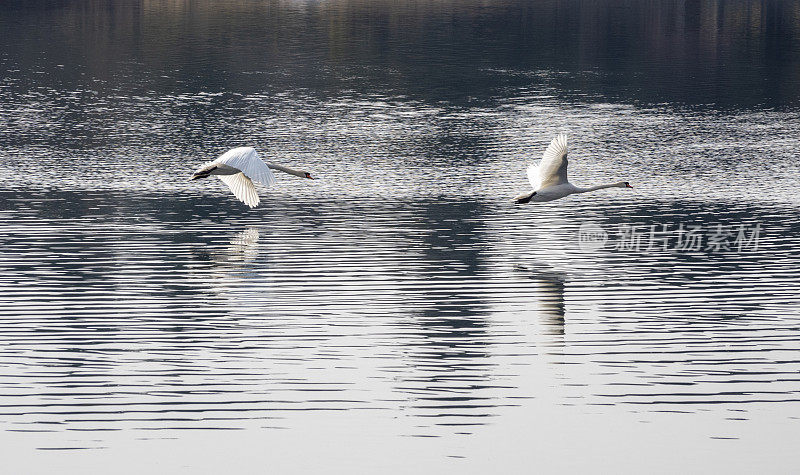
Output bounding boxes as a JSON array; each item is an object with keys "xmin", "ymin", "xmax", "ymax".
[
  {"xmin": 526, "ymin": 162, "xmax": 541, "ymax": 191},
  {"xmin": 216, "ymin": 147, "xmax": 276, "ymax": 186},
  {"xmin": 529, "ymin": 134, "xmax": 569, "ymax": 190},
  {"xmin": 219, "ymin": 173, "xmax": 260, "ymax": 208}
]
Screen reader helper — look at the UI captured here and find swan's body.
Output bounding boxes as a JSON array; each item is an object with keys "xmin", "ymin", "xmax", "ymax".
[
  {"xmin": 514, "ymin": 134, "xmax": 631, "ymax": 204},
  {"xmin": 191, "ymin": 147, "xmax": 313, "ymax": 208}
]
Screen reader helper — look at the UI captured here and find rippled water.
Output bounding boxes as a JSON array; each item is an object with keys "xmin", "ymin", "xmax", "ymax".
[{"xmin": 2, "ymin": 1, "xmax": 800, "ymax": 472}]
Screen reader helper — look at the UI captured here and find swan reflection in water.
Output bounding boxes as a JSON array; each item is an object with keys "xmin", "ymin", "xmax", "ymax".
[
  {"xmin": 225, "ymin": 227, "xmax": 261, "ymax": 263},
  {"xmin": 515, "ymin": 263, "xmax": 566, "ymax": 336},
  {"xmin": 192, "ymin": 226, "xmax": 262, "ymax": 265},
  {"xmin": 185, "ymin": 226, "xmax": 265, "ymax": 303}
]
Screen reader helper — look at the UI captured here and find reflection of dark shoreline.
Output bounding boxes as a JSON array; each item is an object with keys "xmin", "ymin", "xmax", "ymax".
[
  {"xmin": 411, "ymin": 199, "xmax": 489, "ymax": 361},
  {"xmin": 4, "ymin": 1, "xmax": 798, "ymax": 108},
  {"xmin": 395, "ymin": 199, "xmax": 497, "ymax": 431}
]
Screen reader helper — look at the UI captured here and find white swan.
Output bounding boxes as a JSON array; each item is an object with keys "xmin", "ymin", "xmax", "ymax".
[
  {"xmin": 191, "ymin": 147, "xmax": 313, "ymax": 208},
  {"xmin": 514, "ymin": 134, "xmax": 632, "ymax": 204}
]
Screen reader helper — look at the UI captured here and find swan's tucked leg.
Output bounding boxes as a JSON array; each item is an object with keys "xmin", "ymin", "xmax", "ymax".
[
  {"xmin": 192, "ymin": 163, "xmax": 241, "ymax": 180},
  {"xmin": 191, "ymin": 166, "xmax": 217, "ymax": 180},
  {"xmin": 514, "ymin": 191, "xmax": 536, "ymax": 204}
]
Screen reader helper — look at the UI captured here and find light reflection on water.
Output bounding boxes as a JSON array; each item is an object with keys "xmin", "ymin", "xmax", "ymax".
[
  {"xmin": 2, "ymin": 0, "xmax": 800, "ymax": 471},
  {"xmin": 1, "ymin": 191, "xmax": 799, "ymax": 465}
]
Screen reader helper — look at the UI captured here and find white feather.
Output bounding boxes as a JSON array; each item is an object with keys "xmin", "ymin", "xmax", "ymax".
[
  {"xmin": 526, "ymin": 162, "xmax": 541, "ymax": 191},
  {"xmin": 528, "ymin": 133, "xmax": 569, "ymax": 190},
  {"xmin": 219, "ymin": 173, "xmax": 259, "ymax": 208},
  {"xmin": 214, "ymin": 147, "xmax": 277, "ymax": 187}
]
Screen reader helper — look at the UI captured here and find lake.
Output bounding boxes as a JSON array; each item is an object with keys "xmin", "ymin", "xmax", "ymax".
[{"xmin": 1, "ymin": 1, "xmax": 800, "ymax": 472}]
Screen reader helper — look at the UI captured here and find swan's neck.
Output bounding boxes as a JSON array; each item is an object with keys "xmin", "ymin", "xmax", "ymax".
[
  {"xmin": 267, "ymin": 163, "xmax": 306, "ymax": 178},
  {"xmin": 575, "ymin": 183, "xmax": 619, "ymax": 193}
]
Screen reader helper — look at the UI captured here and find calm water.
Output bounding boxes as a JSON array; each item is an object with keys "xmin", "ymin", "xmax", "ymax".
[{"xmin": 2, "ymin": 1, "xmax": 800, "ymax": 472}]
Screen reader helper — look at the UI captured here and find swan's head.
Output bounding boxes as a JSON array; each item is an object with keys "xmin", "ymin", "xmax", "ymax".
[
  {"xmin": 620, "ymin": 181, "xmax": 633, "ymax": 188},
  {"xmin": 304, "ymin": 172, "xmax": 314, "ymax": 179}
]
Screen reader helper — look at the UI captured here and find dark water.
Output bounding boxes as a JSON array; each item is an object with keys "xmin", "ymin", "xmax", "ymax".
[{"xmin": 1, "ymin": 1, "xmax": 800, "ymax": 472}]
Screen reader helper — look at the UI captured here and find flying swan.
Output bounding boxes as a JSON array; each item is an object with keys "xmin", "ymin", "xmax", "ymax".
[
  {"xmin": 514, "ymin": 134, "xmax": 632, "ymax": 204},
  {"xmin": 191, "ymin": 147, "xmax": 314, "ymax": 208}
]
